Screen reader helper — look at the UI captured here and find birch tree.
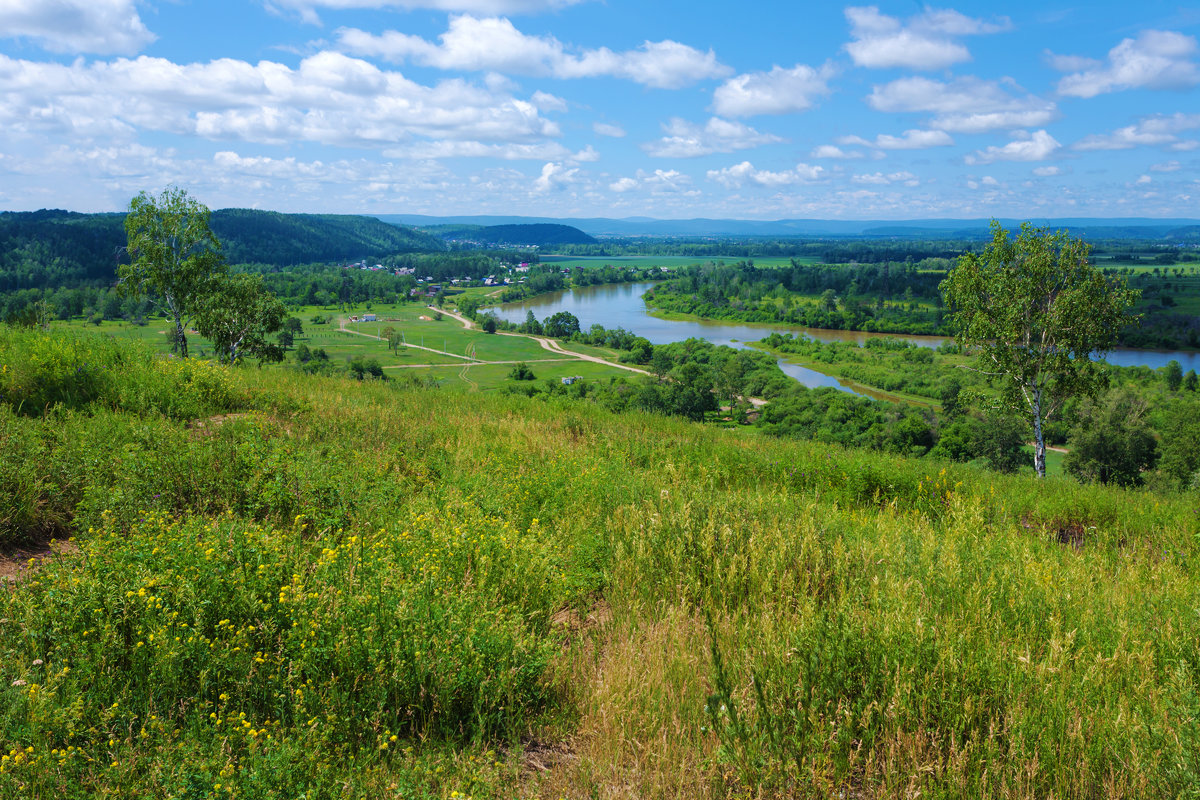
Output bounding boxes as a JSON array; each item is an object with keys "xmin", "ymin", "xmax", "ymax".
[
  {"xmin": 120, "ymin": 187, "xmax": 226, "ymax": 357},
  {"xmin": 940, "ymin": 221, "xmax": 1139, "ymax": 477},
  {"xmin": 194, "ymin": 273, "xmax": 286, "ymax": 364}
]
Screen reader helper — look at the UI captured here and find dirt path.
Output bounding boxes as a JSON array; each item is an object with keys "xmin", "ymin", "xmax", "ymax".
[
  {"xmin": 432, "ymin": 305, "xmax": 655, "ymax": 377},
  {"xmin": 339, "ymin": 316, "xmax": 479, "ymax": 362},
  {"xmin": 522, "ymin": 335, "xmax": 653, "ymax": 376},
  {"xmin": 428, "ymin": 305, "xmax": 475, "ymax": 330},
  {"xmin": 458, "ymin": 362, "xmax": 478, "ymax": 390},
  {"xmin": 1, "ymin": 539, "xmax": 77, "ymax": 585},
  {"xmin": 356, "ymin": 307, "xmax": 769, "ymax": 403},
  {"xmin": 383, "ymin": 358, "xmax": 579, "ymax": 369}
]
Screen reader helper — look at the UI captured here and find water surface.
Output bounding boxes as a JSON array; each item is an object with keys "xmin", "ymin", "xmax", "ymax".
[{"xmin": 490, "ymin": 282, "xmax": 1200, "ymax": 390}]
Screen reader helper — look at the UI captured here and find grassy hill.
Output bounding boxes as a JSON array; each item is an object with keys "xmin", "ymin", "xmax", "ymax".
[{"xmin": 1, "ymin": 327, "xmax": 1198, "ymax": 798}]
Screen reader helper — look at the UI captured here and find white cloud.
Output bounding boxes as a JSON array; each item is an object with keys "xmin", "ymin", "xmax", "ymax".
[
  {"xmin": 0, "ymin": 143, "xmax": 464, "ymax": 212},
  {"xmin": 1032, "ymin": 165, "xmax": 1061, "ymax": 176},
  {"xmin": 607, "ymin": 168, "xmax": 693, "ymax": 194},
  {"xmin": 706, "ymin": 161, "xmax": 824, "ymax": 188},
  {"xmin": 382, "ymin": 141, "xmax": 596, "ymax": 160},
  {"xmin": 593, "ymin": 122, "xmax": 626, "ymax": 138},
  {"xmin": 0, "ymin": 0, "xmax": 155, "ymax": 55},
  {"xmin": 569, "ymin": 145, "xmax": 599, "ymax": 162},
  {"xmin": 1150, "ymin": 160, "xmax": 1181, "ymax": 172},
  {"xmin": 711, "ymin": 62, "xmax": 834, "ymax": 117},
  {"xmin": 837, "ymin": 128, "xmax": 952, "ymax": 150},
  {"xmin": 1135, "ymin": 174, "xmax": 1152, "ymax": 185},
  {"xmin": 810, "ymin": 145, "xmax": 864, "ymax": 159},
  {"xmin": 851, "ymin": 170, "xmax": 918, "ymax": 186},
  {"xmin": 0, "ymin": 51, "xmax": 561, "ymax": 149},
  {"xmin": 1073, "ymin": 113, "xmax": 1200, "ymax": 151},
  {"xmin": 1044, "ymin": 52, "xmax": 1101, "ymax": 72},
  {"xmin": 533, "ymin": 161, "xmax": 579, "ymax": 192},
  {"xmin": 642, "ymin": 117, "xmax": 782, "ymax": 158},
  {"xmin": 843, "ymin": 5, "xmax": 1010, "ymax": 70},
  {"xmin": 271, "ymin": 0, "xmax": 585, "ymax": 25},
  {"xmin": 530, "ymin": 90, "xmax": 567, "ymax": 112},
  {"xmin": 966, "ymin": 129, "xmax": 1060, "ymax": 164},
  {"xmin": 337, "ymin": 15, "xmax": 730, "ymax": 89},
  {"xmin": 867, "ymin": 76, "xmax": 1057, "ymax": 133},
  {"xmin": 1054, "ymin": 30, "xmax": 1200, "ymax": 98}
]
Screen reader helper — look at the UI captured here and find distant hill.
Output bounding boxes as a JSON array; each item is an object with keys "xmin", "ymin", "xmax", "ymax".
[
  {"xmin": 0, "ymin": 209, "xmax": 443, "ymax": 292},
  {"xmin": 211, "ymin": 209, "xmax": 444, "ymax": 265},
  {"xmin": 377, "ymin": 213, "xmax": 1200, "ymax": 240},
  {"xmin": 417, "ymin": 222, "xmax": 597, "ymax": 247}
]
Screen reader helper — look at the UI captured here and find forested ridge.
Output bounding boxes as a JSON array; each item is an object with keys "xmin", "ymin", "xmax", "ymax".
[
  {"xmin": 422, "ymin": 222, "xmax": 597, "ymax": 247},
  {"xmin": 0, "ymin": 208, "xmax": 444, "ymax": 293}
]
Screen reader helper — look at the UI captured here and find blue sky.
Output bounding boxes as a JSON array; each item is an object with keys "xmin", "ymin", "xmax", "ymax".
[{"xmin": 0, "ymin": 1, "xmax": 1197, "ymax": 219}]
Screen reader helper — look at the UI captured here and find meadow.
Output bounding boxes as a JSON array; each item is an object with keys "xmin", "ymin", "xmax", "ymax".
[
  {"xmin": 48, "ymin": 300, "xmax": 636, "ymax": 393},
  {"xmin": 1, "ymin": 326, "xmax": 1198, "ymax": 798}
]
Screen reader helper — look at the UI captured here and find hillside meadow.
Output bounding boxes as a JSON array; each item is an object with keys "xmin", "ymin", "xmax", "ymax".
[
  {"xmin": 1, "ymin": 327, "xmax": 1198, "ymax": 798},
  {"xmin": 45, "ymin": 302, "xmax": 635, "ymax": 393}
]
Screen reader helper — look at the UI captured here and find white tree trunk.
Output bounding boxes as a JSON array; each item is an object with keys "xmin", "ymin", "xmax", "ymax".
[{"xmin": 1031, "ymin": 385, "xmax": 1046, "ymax": 478}]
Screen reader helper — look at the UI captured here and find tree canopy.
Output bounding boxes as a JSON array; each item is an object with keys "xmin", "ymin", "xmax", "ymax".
[
  {"xmin": 121, "ymin": 188, "xmax": 227, "ymax": 357},
  {"xmin": 940, "ymin": 221, "xmax": 1139, "ymax": 477},
  {"xmin": 194, "ymin": 273, "xmax": 287, "ymax": 364}
]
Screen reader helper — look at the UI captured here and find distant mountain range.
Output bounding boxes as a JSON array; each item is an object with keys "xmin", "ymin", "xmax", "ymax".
[{"xmin": 377, "ymin": 214, "xmax": 1200, "ymax": 241}]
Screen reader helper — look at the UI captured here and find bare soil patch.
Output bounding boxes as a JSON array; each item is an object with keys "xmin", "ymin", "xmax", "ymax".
[
  {"xmin": 186, "ymin": 412, "xmax": 249, "ymax": 438},
  {"xmin": 0, "ymin": 538, "xmax": 78, "ymax": 584},
  {"xmin": 550, "ymin": 597, "xmax": 612, "ymax": 636}
]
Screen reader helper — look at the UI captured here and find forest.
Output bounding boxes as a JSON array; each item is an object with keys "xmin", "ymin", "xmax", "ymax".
[
  {"xmin": 0, "ymin": 208, "xmax": 443, "ymax": 294},
  {"xmin": 422, "ymin": 223, "xmax": 597, "ymax": 247}
]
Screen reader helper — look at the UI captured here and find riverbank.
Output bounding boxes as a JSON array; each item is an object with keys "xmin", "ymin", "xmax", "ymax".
[
  {"xmin": 746, "ymin": 341, "xmax": 944, "ymax": 409},
  {"xmin": 493, "ymin": 282, "xmax": 1200, "ymax": 373}
]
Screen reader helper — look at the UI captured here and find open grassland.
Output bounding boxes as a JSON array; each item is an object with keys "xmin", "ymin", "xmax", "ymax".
[
  {"xmin": 49, "ymin": 317, "xmax": 220, "ymax": 357},
  {"xmin": 49, "ymin": 302, "xmax": 635, "ymax": 389},
  {"xmin": 1, "ymin": 327, "xmax": 1199, "ymax": 798}
]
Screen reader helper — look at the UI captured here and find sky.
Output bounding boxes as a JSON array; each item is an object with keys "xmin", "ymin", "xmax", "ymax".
[{"xmin": 0, "ymin": 1, "xmax": 1198, "ymax": 220}]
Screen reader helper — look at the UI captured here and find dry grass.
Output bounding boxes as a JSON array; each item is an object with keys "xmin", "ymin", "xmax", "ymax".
[{"xmin": 536, "ymin": 605, "xmax": 721, "ymax": 800}]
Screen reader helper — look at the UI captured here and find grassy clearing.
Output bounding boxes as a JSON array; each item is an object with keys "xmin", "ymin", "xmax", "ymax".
[
  {"xmin": 50, "ymin": 301, "xmax": 636, "ymax": 390},
  {"xmin": 1, "ymin": 327, "xmax": 1198, "ymax": 798},
  {"xmin": 1022, "ymin": 445, "xmax": 1066, "ymax": 477}
]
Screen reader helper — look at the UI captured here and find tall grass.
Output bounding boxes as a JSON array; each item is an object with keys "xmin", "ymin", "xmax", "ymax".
[{"xmin": 0, "ymin": 329, "xmax": 1197, "ymax": 797}]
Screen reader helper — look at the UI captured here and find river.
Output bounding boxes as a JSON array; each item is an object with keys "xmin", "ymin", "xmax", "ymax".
[{"xmin": 489, "ymin": 282, "xmax": 1200, "ymax": 394}]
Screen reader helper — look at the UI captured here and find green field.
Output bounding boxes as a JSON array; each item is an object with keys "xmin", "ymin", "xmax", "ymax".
[{"xmin": 50, "ymin": 301, "xmax": 637, "ymax": 391}]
